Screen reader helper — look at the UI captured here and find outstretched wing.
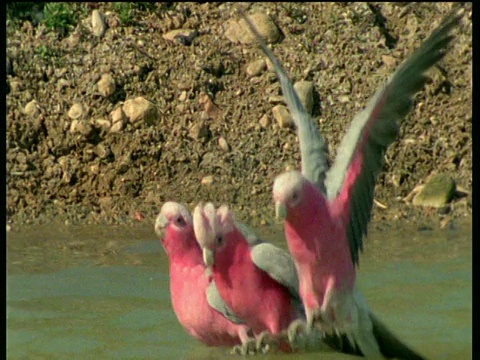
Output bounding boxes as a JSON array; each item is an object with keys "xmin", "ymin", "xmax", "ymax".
[
  {"xmin": 206, "ymin": 281, "xmax": 245, "ymax": 324},
  {"xmin": 242, "ymin": 14, "xmax": 330, "ymax": 194},
  {"xmin": 324, "ymin": 7, "xmax": 463, "ymax": 265},
  {"xmin": 250, "ymin": 242, "xmax": 300, "ymax": 300}
]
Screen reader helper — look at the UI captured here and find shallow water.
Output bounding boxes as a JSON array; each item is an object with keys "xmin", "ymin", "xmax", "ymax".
[{"xmin": 7, "ymin": 218, "xmax": 471, "ymax": 359}]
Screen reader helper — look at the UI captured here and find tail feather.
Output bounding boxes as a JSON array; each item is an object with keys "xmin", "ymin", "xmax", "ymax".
[{"xmin": 370, "ymin": 313, "xmax": 426, "ymax": 360}]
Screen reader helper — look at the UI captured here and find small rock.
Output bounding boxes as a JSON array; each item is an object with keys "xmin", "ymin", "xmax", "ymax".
[
  {"xmin": 97, "ymin": 73, "xmax": 116, "ymax": 97},
  {"xmin": 412, "ymin": 174, "xmax": 456, "ymax": 208},
  {"xmin": 381, "ymin": 55, "xmax": 397, "ymax": 67},
  {"xmin": 246, "ymin": 59, "xmax": 266, "ymax": 77},
  {"xmin": 92, "ymin": 10, "xmax": 107, "ymax": 37},
  {"xmin": 68, "ymin": 103, "xmax": 84, "ymax": 119},
  {"xmin": 199, "ymin": 93, "xmax": 223, "ymax": 120},
  {"xmin": 338, "ymin": 95, "xmax": 350, "ymax": 103},
  {"xmin": 24, "ymin": 100, "xmax": 41, "ymax": 118},
  {"xmin": 110, "ymin": 121, "xmax": 124, "ymax": 133},
  {"xmin": 268, "ymin": 95, "xmax": 285, "ymax": 105},
  {"xmin": 89, "ymin": 164, "xmax": 100, "ymax": 175},
  {"xmin": 201, "ymin": 175, "xmax": 214, "ymax": 186},
  {"xmin": 94, "ymin": 118, "xmax": 111, "ymax": 129},
  {"xmin": 189, "ymin": 121, "xmax": 208, "ymax": 141},
  {"xmin": 226, "ymin": 13, "xmax": 280, "ymax": 44},
  {"xmin": 179, "ymin": 91, "xmax": 188, "ymax": 102},
  {"xmin": 163, "ymin": 29, "xmax": 198, "ymax": 45},
  {"xmin": 294, "ymin": 81, "xmax": 314, "ymax": 115},
  {"xmin": 272, "ymin": 105, "xmax": 293, "ymax": 128},
  {"xmin": 110, "ymin": 107, "xmax": 126, "ymax": 125},
  {"xmin": 265, "ymin": 57, "xmax": 275, "ymax": 72},
  {"xmin": 9, "ymin": 80, "xmax": 24, "ymax": 93},
  {"xmin": 95, "ymin": 144, "xmax": 111, "ymax": 159},
  {"xmin": 123, "ymin": 97, "xmax": 158, "ymax": 125},
  {"xmin": 259, "ymin": 114, "xmax": 271, "ymax": 128},
  {"xmin": 7, "ymin": 224, "xmax": 11, "ymax": 232},
  {"xmin": 70, "ymin": 120, "xmax": 93, "ymax": 136},
  {"xmin": 218, "ymin": 137, "xmax": 230, "ymax": 152}
]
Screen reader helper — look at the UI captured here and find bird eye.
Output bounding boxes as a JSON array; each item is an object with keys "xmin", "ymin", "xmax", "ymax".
[
  {"xmin": 216, "ymin": 236, "xmax": 223, "ymax": 245},
  {"xmin": 176, "ymin": 216, "xmax": 186, "ymax": 226}
]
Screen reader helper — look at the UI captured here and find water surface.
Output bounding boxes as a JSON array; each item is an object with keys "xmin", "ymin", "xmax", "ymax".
[{"xmin": 7, "ymin": 218, "xmax": 472, "ymax": 359}]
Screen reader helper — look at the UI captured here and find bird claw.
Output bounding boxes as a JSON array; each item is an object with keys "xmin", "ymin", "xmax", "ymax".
[
  {"xmin": 231, "ymin": 333, "xmax": 274, "ymax": 356},
  {"xmin": 287, "ymin": 319, "xmax": 310, "ymax": 350}
]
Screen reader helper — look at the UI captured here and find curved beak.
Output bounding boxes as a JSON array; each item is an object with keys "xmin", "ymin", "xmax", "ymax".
[
  {"xmin": 202, "ymin": 247, "xmax": 215, "ymax": 267},
  {"xmin": 155, "ymin": 214, "xmax": 168, "ymax": 240},
  {"xmin": 275, "ymin": 201, "xmax": 287, "ymax": 220}
]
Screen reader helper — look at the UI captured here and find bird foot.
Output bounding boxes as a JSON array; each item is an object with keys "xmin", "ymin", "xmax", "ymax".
[
  {"xmin": 287, "ymin": 319, "xmax": 310, "ymax": 350},
  {"xmin": 231, "ymin": 332, "xmax": 278, "ymax": 355}
]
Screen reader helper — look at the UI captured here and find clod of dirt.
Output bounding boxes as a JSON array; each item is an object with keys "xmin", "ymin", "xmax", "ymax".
[
  {"xmin": 272, "ymin": 105, "xmax": 293, "ymax": 128},
  {"xmin": 123, "ymin": 97, "xmax": 157, "ymax": 125},
  {"xmin": 91, "ymin": 10, "xmax": 107, "ymax": 38},
  {"xmin": 97, "ymin": 74, "xmax": 116, "ymax": 97},
  {"xmin": 294, "ymin": 81, "xmax": 314, "ymax": 115}
]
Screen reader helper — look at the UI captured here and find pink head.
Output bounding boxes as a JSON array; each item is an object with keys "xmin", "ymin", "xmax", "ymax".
[
  {"xmin": 193, "ymin": 202, "xmax": 236, "ymax": 267},
  {"xmin": 155, "ymin": 202, "xmax": 195, "ymax": 257}
]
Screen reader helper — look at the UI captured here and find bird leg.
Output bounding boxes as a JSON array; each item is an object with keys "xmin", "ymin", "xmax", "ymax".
[{"xmin": 255, "ymin": 330, "xmax": 280, "ymax": 354}]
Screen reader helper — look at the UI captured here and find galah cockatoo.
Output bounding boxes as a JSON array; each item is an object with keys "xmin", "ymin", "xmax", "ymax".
[
  {"xmin": 155, "ymin": 201, "xmax": 252, "ymax": 347},
  {"xmin": 243, "ymin": 6, "xmax": 464, "ymax": 359},
  {"xmin": 193, "ymin": 202, "xmax": 371, "ymax": 356}
]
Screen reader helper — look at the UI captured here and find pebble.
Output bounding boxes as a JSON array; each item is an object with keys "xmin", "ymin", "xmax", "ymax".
[
  {"xmin": 179, "ymin": 91, "xmax": 188, "ymax": 102},
  {"xmin": 110, "ymin": 107, "xmax": 126, "ymax": 125},
  {"xmin": 412, "ymin": 174, "xmax": 456, "ymax": 208},
  {"xmin": 338, "ymin": 95, "xmax": 350, "ymax": 103},
  {"xmin": 163, "ymin": 29, "xmax": 198, "ymax": 44},
  {"xmin": 272, "ymin": 105, "xmax": 293, "ymax": 128},
  {"xmin": 246, "ymin": 59, "xmax": 266, "ymax": 77},
  {"xmin": 110, "ymin": 121, "xmax": 124, "ymax": 133},
  {"xmin": 92, "ymin": 10, "xmax": 107, "ymax": 38},
  {"xmin": 68, "ymin": 103, "xmax": 84, "ymax": 120},
  {"xmin": 70, "ymin": 120, "xmax": 93, "ymax": 136},
  {"xmin": 9, "ymin": 80, "xmax": 24, "ymax": 93},
  {"xmin": 97, "ymin": 73, "xmax": 116, "ymax": 97},
  {"xmin": 218, "ymin": 137, "xmax": 230, "ymax": 152},
  {"xmin": 259, "ymin": 114, "xmax": 271, "ymax": 128},
  {"xmin": 294, "ymin": 81, "xmax": 314, "ymax": 115},
  {"xmin": 381, "ymin": 55, "xmax": 397, "ymax": 67},
  {"xmin": 225, "ymin": 12, "xmax": 280, "ymax": 44},
  {"xmin": 123, "ymin": 97, "xmax": 158, "ymax": 125},
  {"xmin": 189, "ymin": 121, "xmax": 208, "ymax": 141},
  {"xmin": 201, "ymin": 175, "xmax": 214, "ymax": 186},
  {"xmin": 24, "ymin": 100, "xmax": 41, "ymax": 118},
  {"xmin": 94, "ymin": 118, "xmax": 111, "ymax": 130}
]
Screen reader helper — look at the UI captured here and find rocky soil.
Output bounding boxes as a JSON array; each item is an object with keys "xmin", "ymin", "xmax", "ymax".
[{"xmin": 6, "ymin": 3, "xmax": 472, "ymax": 229}]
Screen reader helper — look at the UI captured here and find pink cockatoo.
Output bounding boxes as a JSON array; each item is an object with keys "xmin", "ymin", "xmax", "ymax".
[
  {"xmin": 154, "ymin": 201, "xmax": 252, "ymax": 348},
  {"xmin": 192, "ymin": 202, "xmax": 303, "ymax": 354},
  {"xmin": 243, "ymin": 6, "xmax": 464, "ymax": 359},
  {"xmin": 192, "ymin": 202, "xmax": 372, "ymax": 356}
]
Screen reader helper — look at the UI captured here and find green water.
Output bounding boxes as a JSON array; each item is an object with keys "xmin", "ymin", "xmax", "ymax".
[{"xmin": 7, "ymin": 219, "xmax": 472, "ymax": 359}]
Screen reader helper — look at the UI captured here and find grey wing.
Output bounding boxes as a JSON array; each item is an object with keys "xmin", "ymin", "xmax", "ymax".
[
  {"xmin": 235, "ymin": 221, "xmax": 263, "ymax": 246},
  {"xmin": 251, "ymin": 242, "xmax": 300, "ymax": 300},
  {"xmin": 242, "ymin": 14, "xmax": 329, "ymax": 194},
  {"xmin": 206, "ymin": 281, "xmax": 245, "ymax": 324},
  {"xmin": 324, "ymin": 7, "xmax": 463, "ymax": 265}
]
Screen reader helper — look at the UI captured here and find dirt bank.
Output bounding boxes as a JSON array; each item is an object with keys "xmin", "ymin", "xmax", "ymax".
[{"xmin": 6, "ymin": 3, "xmax": 472, "ymax": 229}]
